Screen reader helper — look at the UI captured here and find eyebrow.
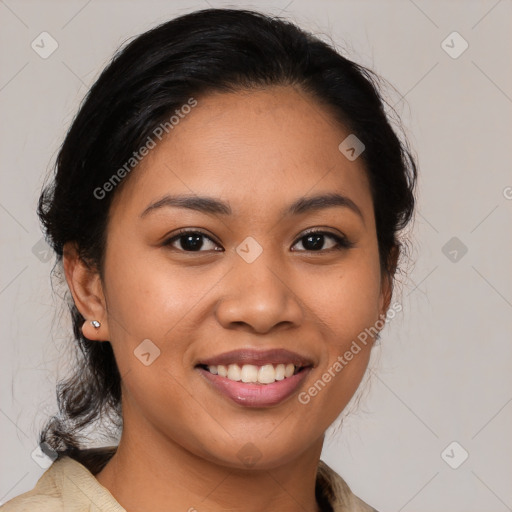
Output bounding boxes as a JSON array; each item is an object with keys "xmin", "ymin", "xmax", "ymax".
[{"xmin": 140, "ymin": 192, "xmax": 364, "ymax": 223}]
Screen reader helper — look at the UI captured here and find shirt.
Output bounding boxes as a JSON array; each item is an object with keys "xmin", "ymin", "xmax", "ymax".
[{"xmin": 0, "ymin": 446, "xmax": 378, "ymax": 512}]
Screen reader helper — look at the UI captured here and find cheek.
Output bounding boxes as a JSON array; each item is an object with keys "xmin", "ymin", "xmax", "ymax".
[
  {"xmin": 301, "ymin": 252, "xmax": 383, "ymax": 346},
  {"xmin": 103, "ymin": 244, "xmax": 215, "ymax": 339},
  {"xmin": 295, "ymin": 259, "xmax": 380, "ymax": 425}
]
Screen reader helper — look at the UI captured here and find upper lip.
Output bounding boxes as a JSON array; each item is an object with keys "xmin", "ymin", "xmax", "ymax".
[{"xmin": 196, "ymin": 348, "xmax": 314, "ymax": 368}]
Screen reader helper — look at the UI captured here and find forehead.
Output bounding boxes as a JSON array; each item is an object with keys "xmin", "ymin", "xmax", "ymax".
[{"xmin": 110, "ymin": 86, "xmax": 374, "ymax": 221}]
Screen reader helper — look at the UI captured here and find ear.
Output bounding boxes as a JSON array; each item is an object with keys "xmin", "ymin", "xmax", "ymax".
[
  {"xmin": 62, "ymin": 242, "xmax": 110, "ymax": 341},
  {"xmin": 378, "ymin": 244, "xmax": 399, "ymax": 319}
]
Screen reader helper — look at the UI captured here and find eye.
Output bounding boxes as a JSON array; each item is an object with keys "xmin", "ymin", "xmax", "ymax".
[
  {"xmin": 291, "ymin": 230, "xmax": 354, "ymax": 252},
  {"xmin": 163, "ymin": 229, "xmax": 223, "ymax": 252}
]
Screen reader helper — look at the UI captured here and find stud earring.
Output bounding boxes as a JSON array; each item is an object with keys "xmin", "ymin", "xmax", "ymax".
[{"xmin": 91, "ymin": 320, "xmax": 101, "ymax": 329}]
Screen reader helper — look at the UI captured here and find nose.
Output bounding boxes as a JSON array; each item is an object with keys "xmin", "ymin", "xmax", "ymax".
[{"xmin": 214, "ymin": 252, "xmax": 304, "ymax": 334}]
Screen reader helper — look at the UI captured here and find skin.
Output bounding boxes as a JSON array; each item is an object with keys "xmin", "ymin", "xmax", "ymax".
[{"xmin": 63, "ymin": 85, "xmax": 396, "ymax": 512}]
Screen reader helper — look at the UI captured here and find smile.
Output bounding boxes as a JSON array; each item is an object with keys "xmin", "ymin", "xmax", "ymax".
[{"xmin": 195, "ymin": 347, "xmax": 315, "ymax": 407}]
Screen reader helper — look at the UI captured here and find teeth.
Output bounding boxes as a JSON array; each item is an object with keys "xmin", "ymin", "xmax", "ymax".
[
  {"xmin": 205, "ymin": 363, "xmax": 299, "ymax": 384},
  {"xmin": 284, "ymin": 363, "xmax": 295, "ymax": 378},
  {"xmin": 227, "ymin": 364, "xmax": 242, "ymax": 381},
  {"xmin": 258, "ymin": 364, "xmax": 277, "ymax": 384},
  {"xmin": 241, "ymin": 364, "xmax": 258, "ymax": 383}
]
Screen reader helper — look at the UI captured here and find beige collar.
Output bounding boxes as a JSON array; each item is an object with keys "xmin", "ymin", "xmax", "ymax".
[{"xmin": 28, "ymin": 447, "xmax": 377, "ymax": 512}]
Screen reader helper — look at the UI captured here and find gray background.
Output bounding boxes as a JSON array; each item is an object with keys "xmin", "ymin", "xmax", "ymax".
[{"xmin": 1, "ymin": 1, "xmax": 511, "ymax": 511}]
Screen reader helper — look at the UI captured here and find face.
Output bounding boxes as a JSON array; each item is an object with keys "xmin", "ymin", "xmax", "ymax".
[{"xmin": 78, "ymin": 86, "xmax": 392, "ymax": 469}]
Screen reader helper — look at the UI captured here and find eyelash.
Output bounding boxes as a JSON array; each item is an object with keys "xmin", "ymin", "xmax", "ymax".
[{"xmin": 162, "ymin": 228, "xmax": 354, "ymax": 253}]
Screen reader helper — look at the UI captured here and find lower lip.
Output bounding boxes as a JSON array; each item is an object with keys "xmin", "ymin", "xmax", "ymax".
[{"xmin": 196, "ymin": 367, "xmax": 312, "ymax": 407}]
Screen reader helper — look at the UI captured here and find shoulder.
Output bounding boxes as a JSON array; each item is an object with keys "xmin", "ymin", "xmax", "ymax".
[
  {"xmin": 1, "ymin": 457, "xmax": 71, "ymax": 512},
  {"xmin": 1, "ymin": 496, "xmax": 65, "ymax": 512},
  {"xmin": 317, "ymin": 459, "xmax": 379, "ymax": 512},
  {"xmin": 1, "ymin": 493, "xmax": 64, "ymax": 512},
  {"xmin": 1, "ymin": 448, "xmax": 124, "ymax": 512}
]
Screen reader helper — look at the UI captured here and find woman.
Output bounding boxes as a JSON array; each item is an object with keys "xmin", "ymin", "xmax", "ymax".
[{"xmin": 2, "ymin": 7, "xmax": 416, "ymax": 512}]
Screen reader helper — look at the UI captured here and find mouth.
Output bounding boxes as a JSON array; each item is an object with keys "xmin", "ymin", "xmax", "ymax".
[{"xmin": 194, "ymin": 348, "xmax": 314, "ymax": 407}]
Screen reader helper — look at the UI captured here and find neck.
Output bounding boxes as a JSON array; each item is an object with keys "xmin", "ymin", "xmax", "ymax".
[{"xmin": 96, "ymin": 422, "xmax": 325, "ymax": 512}]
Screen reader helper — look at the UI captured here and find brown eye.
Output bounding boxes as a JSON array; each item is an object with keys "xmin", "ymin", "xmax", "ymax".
[
  {"xmin": 164, "ymin": 230, "xmax": 223, "ymax": 252},
  {"xmin": 291, "ymin": 231, "xmax": 353, "ymax": 252}
]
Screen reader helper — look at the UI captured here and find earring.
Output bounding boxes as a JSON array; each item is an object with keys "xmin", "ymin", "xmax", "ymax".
[{"xmin": 91, "ymin": 320, "xmax": 101, "ymax": 329}]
